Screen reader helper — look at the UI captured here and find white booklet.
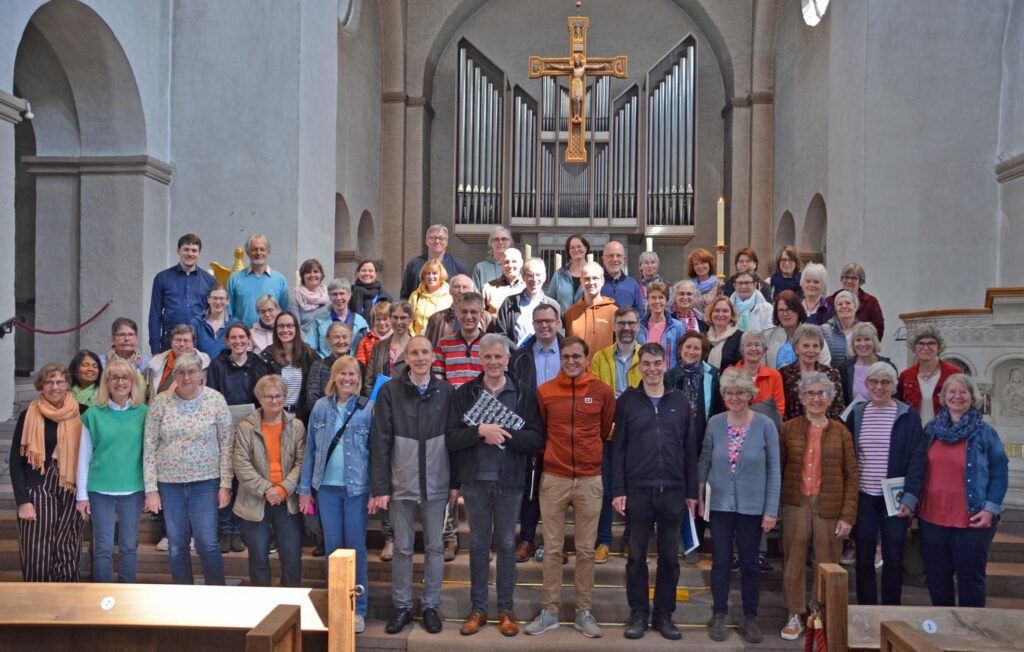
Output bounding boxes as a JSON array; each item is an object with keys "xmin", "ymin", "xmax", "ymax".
[
  {"xmin": 882, "ymin": 476, "xmax": 906, "ymax": 517},
  {"xmin": 702, "ymin": 482, "xmax": 712, "ymax": 521}
]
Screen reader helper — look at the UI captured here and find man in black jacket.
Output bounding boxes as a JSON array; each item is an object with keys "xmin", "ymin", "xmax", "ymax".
[
  {"xmin": 611, "ymin": 342, "xmax": 699, "ymax": 641},
  {"xmin": 447, "ymin": 334, "xmax": 546, "ymax": 636},
  {"xmin": 508, "ymin": 302, "xmax": 563, "ymax": 561}
]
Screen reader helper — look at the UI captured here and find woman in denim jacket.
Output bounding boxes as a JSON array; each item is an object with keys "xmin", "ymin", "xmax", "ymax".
[
  {"xmin": 917, "ymin": 373, "xmax": 1009, "ymax": 608},
  {"xmin": 298, "ymin": 355, "xmax": 374, "ymax": 633}
]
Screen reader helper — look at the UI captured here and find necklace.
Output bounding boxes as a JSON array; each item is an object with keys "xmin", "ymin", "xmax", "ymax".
[
  {"xmin": 918, "ymin": 365, "xmax": 940, "ymax": 381},
  {"xmin": 802, "ymin": 297, "xmax": 820, "ymax": 313}
]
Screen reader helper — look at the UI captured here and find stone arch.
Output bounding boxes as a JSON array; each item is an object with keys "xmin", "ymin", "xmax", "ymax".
[
  {"xmin": 800, "ymin": 193, "xmax": 826, "ymax": 265},
  {"xmin": 357, "ymin": 210, "xmax": 377, "ymax": 259},
  {"xmin": 942, "ymin": 354, "xmax": 974, "ymax": 377},
  {"xmin": 776, "ymin": 210, "xmax": 795, "ymax": 248},
  {"xmin": 335, "ymin": 193, "xmax": 352, "ymax": 252},
  {"xmin": 13, "ymin": 0, "xmax": 154, "ymax": 369}
]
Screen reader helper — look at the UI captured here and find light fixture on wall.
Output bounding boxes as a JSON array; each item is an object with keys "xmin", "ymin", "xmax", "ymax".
[{"xmin": 22, "ymin": 101, "xmax": 33, "ymax": 120}]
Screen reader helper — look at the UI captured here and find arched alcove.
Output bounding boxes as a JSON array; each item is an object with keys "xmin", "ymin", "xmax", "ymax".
[
  {"xmin": 357, "ymin": 210, "xmax": 376, "ymax": 259},
  {"xmin": 776, "ymin": 210, "xmax": 795, "ymax": 249},
  {"xmin": 800, "ymin": 193, "xmax": 827, "ymax": 265},
  {"xmin": 335, "ymin": 193, "xmax": 351, "ymax": 252}
]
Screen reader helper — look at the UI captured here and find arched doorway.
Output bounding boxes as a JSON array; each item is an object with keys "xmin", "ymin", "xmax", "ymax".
[
  {"xmin": 334, "ymin": 192, "xmax": 353, "ymax": 277},
  {"xmin": 800, "ymin": 193, "xmax": 827, "ymax": 265},
  {"xmin": 776, "ymin": 210, "xmax": 795, "ymax": 249},
  {"xmin": 14, "ymin": 0, "xmax": 158, "ymax": 367},
  {"xmin": 357, "ymin": 210, "xmax": 377, "ymax": 260}
]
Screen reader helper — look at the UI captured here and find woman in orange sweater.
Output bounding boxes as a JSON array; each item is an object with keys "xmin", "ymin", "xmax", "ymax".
[{"xmin": 730, "ymin": 330, "xmax": 786, "ymax": 418}]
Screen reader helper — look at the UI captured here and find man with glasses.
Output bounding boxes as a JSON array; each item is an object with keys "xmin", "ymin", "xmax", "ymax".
[
  {"xmin": 510, "ymin": 302, "xmax": 563, "ymax": 561},
  {"xmin": 424, "ymin": 274, "xmax": 492, "ymax": 347},
  {"xmin": 600, "ymin": 241, "xmax": 645, "ymax": 314},
  {"xmin": 472, "ymin": 226, "xmax": 515, "ymax": 292},
  {"xmin": 564, "ymin": 261, "xmax": 618, "ymax": 360},
  {"xmin": 491, "ymin": 257, "xmax": 560, "ymax": 346},
  {"xmin": 590, "ymin": 306, "xmax": 643, "ymax": 563},
  {"xmin": 227, "ymin": 234, "xmax": 290, "ymax": 327},
  {"xmin": 400, "ymin": 224, "xmax": 470, "ymax": 299},
  {"xmin": 526, "ymin": 337, "xmax": 615, "ymax": 638},
  {"xmin": 148, "ymin": 233, "xmax": 216, "ymax": 354}
]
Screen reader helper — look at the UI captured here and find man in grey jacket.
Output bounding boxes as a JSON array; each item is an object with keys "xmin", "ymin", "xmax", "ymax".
[{"xmin": 370, "ymin": 335, "xmax": 455, "ymax": 635}]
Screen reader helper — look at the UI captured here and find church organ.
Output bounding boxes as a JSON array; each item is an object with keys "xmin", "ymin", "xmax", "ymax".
[{"xmin": 454, "ymin": 36, "xmax": 696, "ymax": 236}]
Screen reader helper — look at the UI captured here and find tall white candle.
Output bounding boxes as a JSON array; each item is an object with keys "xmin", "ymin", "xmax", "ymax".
[
  {"xmin": 717, "ymin": 197, "xmax": 725, "ymax": 246},
  {"xmin": 645, "ymin": 237, "xmax": 653, "ymax": 252},
  {"xmin": 555, "ymin": 253, "xmax": 563, "ymax": 270},
  {"xmin": 525, "ymin": 244, "xmax": 532, "ymax": 259},
  {"xmin": 587, "ymin": 253, "xmax": 594, "ymax": 263}
]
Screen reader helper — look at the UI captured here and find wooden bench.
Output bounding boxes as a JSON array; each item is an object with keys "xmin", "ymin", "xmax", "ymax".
[
  {"xmin": 0, "ymin": 549, "xmax": 358, "ymax": 652},
  {"xmin": 816, "ymin": 563, "xmax": 1024, "ymax": 651}
]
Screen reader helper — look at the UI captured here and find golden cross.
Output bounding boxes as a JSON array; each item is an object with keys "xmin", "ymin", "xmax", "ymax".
[{"xmin": 529, "ymin": 14, "xmax": 627, "ymax": 163}]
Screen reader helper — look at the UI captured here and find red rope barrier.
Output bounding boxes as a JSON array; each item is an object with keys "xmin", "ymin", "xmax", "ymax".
[{"xmin": 14, "ymin": 301, "xmax": 112, "ymax": 335}]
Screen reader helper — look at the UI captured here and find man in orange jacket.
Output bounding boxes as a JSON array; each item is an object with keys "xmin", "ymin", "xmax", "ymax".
[
  {"xmin": 525, "ymin": 336, "xmax": 616, "ymax": 639},
  {"xmin": 563, "ymin": 262, "xmax": 617, "ymax": 360}
]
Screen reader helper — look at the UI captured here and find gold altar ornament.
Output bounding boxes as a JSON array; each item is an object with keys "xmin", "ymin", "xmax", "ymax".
[{"xmin": 529, "ymin": 9, "xmax": 627, "ymax": 164}]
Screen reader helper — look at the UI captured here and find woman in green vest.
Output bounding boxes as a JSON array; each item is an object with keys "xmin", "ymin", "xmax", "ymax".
[{"xmin": 75, "ymin": 359, "xmax": 148, "ymax": 583}]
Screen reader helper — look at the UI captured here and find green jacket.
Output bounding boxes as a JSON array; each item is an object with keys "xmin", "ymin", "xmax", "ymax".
[{"xmin": 232, "ymin": 410, "xmax": 306, "ymax": 522}]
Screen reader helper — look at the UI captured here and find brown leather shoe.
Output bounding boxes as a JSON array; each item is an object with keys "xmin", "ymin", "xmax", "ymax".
[
  {"xmin": 499, "ymin": 611, "xmax": 519, "ymax": 636},
  {"xmin": 459, "ymin": 611, "xmax": 487, "ymax": 636},
  {"xmin": 515, "ymin": 540, "xmax": 535, "ymax": 562}
]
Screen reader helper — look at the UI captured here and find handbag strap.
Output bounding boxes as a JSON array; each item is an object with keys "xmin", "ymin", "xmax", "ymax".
[{"xmin": 324, "ymin": 396, "xmax": 368, "ymax": 465}]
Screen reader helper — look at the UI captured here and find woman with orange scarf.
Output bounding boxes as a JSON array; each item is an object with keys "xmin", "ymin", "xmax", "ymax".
[{"xmin": 9, "ymin": 363, "xmax": 85, "ymax": 581}]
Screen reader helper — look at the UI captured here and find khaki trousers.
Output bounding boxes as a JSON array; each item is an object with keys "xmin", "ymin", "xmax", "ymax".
[
  {"xmin": 538, "ymin": 472, "xmax": 603, "ymax": 614},
  {"xmin": 782, "ymin": 495, "xmax": 843, "ymax": 615}
]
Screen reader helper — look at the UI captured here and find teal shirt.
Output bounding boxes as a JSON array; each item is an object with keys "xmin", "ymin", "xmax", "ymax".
[
  {"xmin": 321, "ymin": 397, "xmax": 355, "ymax": 486},
  {"xmin": 80, "ymin": 403, "xmax": 148, "ymax": 494}
]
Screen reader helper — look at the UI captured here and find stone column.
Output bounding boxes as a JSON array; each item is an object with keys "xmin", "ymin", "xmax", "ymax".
[
  {"xmin": 0, "ymin": 90, "xmax": 27, "ymax": 421},
  {"xmin": 749, "ymin": 93, "xmax": 774, "ymax": 256},
  {"xmin": 379, "ymin": 92, "xmax": 407, "ymax": 297},
  {"xmin": 727, "ymin": 99, "xmax": 753, "ymax": 266}
]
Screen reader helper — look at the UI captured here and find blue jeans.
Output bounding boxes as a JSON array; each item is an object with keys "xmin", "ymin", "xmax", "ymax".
[
  {"xmin": 317, "ymin": 485, "xmax": 369, "ymax": 616},
  {"xmin": 852, "ymin": 492, "xmax": 910, "ymax": 605},
  {"xmin": 89, "ymin": 491, "xmax": 144, "ymax": 583},
  {"xmin": 159, "ymin": 478, "xmax": 225, "ymax": 585},
  {"xmin": 919, "ymin": 518, "xmax": 997, "ymax": 607},
  {"xmin": 462, "ymin": 482, "xmax": 523, "ymax": 613},
  {"xmin": 239, "ymin": 503, "xmax": 303, "ymax": 587}
]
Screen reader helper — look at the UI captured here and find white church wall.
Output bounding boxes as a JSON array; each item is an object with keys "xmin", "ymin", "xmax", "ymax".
[
  {"xmin": 336, "ymin": 0, "xmax": 383, "ymax": 272},
  {"xmin": 168, "ymin": 0, "xmax": 337, "ymax": 288},
  {"xmin": 998, "ymin": 0, "xmax": 1024, "ymax": 286},
  {"xmin": 425, "ymin": 0, "xmax": 727, "ymax": 274}
]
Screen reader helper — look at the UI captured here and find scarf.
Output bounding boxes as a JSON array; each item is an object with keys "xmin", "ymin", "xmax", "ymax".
[
  {"xmin": 158, "ymin": 351, "xmax": 177, "ymax": 394},
  {"xmin": 707, "ymin": 324, "xmax": 737, "ymax": 346},
  {"xmin": 71, "ymin": 383, "xmax": 97, "ymax": 407},
  {"xmin": 925, "ymin": 407, "xmax": 984, "ymax": 445},
  {"xmin": 21, "ymin": 394, "xmax": 82, "ymax": 493},
  {"xmin": 295, "ymin": 284, "xmax": 328, "ymax": 312},
  {"xmin": 679, "ymin": 362, "xmax": 703, "ymax": 419},
  {"xmin": 107, "ymin": 347, "xmax": 144, "ymax": 370},
  {"xmin": 731, "ymin": 292, "xmax": 759, "ymax": 332},
  {"xmin": 673, "ymin": 307, "xmax": 701, "ymax": 333},
  {"xmin": 693, "ymin": 276, "xmax": 718, "ymax": 295},
  {"xmin": 776, "ymin": 339, "xmax": 797, "ymax": 369}
]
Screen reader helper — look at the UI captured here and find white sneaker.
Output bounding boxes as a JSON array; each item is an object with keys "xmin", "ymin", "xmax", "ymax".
[
  {"xmin": 354, "ymin": 614, "xmax": 365, "ymax": 634},
  {"xmin": 573, "ymin": 610, "xmax": 603, "ymax": 638},
  {"xmin": 780, "ymin": 613, "xmax": 804, "ymax": 640},
  {"xmin": 156, "ymin": 537, "xmax": 169, "ymax": 552},
  {"xmin": 190, "ymin": 538, "xmax": 196, "ymax": 551},
  {"xmin": 525, "ymin": 609, "xmax": 560, "ymax": 635}
]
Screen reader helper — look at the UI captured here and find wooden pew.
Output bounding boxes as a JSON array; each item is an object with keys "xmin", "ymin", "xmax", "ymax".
[
  {"xmin": 0, "ymin": 549, "xmax": 357, "ymax": 652},
  {"xmin": 816, "ymin": 563, "xmax": 1024, "ymax": 651}
]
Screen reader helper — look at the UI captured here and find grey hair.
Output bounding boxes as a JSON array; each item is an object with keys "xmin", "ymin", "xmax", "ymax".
[
  {"xmin": 524, "ymin": 257, "xmax": 547, "ymax": 274},
  {"xmin": 502, "ymin": 247, "xmax": 523, "ymax": 262},
  {"xmin": 173, "ymin": 352, "xmax": 204, "ymax": 373},
  {"xmin": 792, "ymin": 323, "xmax": 825, "ymax": 348},
  {"xmin": 908, "ymin": 323, "xmax": 946, "ymax": 354},
  {"xmin": 741, "ymin": 329, "xmax": 767, "ymax": 351},
  {"xmin": 639, "ymin": 251, "xmax": 660, "ymax": 265},
  {"xmin": 939, "ymin": 373, "xmax": 983, "ymax": 409},
  {"xmin": 480, "ymin": 333, "xmax": 513, "ymax": 355},
  {"xmin": 798, "ymin": 371, "xmax": 836, "ymax": 398},
  {"xmin": 426, "ymin": 223, "xmax": 449, "ymax": 238},
  {"xmin": 865, "ymin": 361, "xmax": 897, "ymax": 384},
  {"xmin": 719, "ymin": 368, "xmax": 758, "ymax": 399},
  {"xmin": 245, "ymin": 233, "xmax": 270, "ymax": 254},
  {"xmin": 582, "ymin": 261, "xmax": 605, "ymax": 278},
  {"xmin": 847, "ymin": 322, "xmax": 880, "ymax": 357},
  {"xmin": 456, "ymin": 291, "xmax": 484, "ymax": 309},
  {"xmin": 801, "ymin": 262, "xmax": 829, "ymax": 294},
  {"xmin": 673, "ymin": 279, "xmax": 697, "ymax": 296},
  {"xmin": 328, "ymin": 277, "xmax": 352, "ymax": 294},
  {"xmin": 833, "ymin": 289, "xmax": 860, "ymax": 311},
  {"xmin": 841, "ymin": 262, "xmax": 866, "ymax": 285},
  {"xmin": 489, "ymin": 226, "xmax": 513, "ymax": 244}
]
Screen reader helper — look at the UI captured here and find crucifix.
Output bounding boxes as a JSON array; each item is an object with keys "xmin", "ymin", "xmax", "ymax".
[{"xmin": 529, "ymin": 6, "xmax": 627, "ymax": 163}]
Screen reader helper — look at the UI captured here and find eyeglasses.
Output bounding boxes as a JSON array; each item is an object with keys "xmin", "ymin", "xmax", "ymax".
[
  {"xmin": 492, "ymin": 237, "xmax": 512, "ymax": 243},
  {"xmin": 916, "ymin": 340, "xmax": 938, "ymax": 348},
  {"xmin": 776, "ymin": 307, "xmax": 793, "ymax": 314},
  {"xmin": 109, "ymin": 375, "xmax": 133, "ymax": 383},
  {"xmin": 802, "ymin": 390, "xmax": 830, "ymax": 399},
  {"xmin": 175, "ymin": 369, "xmax": 201, "ymax": 378},
  {"xmin": 427, "ymin": 235, "xmax": 448, "ymax": 242},
  {"xmin": 533, "ymin": 319, "xmax": 558, "ymax": 326},
  {"xmin": 735, "ymin": 281, "xmax": 754, "ymax": 287},
  {"xmin": 561, "ymin": 353, "xmax": 586, "ymax": 361},
  {"xmin": 114, "ymin": 332, "xmax": 136, "ymax": 339},
  {"xmin": 524, "ymin": 272, "xmax": 544, "ymax": 280},
  {"xmin": 43, "ymin": 379, "xmax": 68, "ymax": 388},
  {"xmin": 261, "ymin": 394, "xmax": 285, "ymax": 402},
  {"xmin": 616, "ymin": 321, "xmax": 639, "ymax": 328},
  {"xmin": 867, "ymin": 379, "xmax": 893, "ymax": 387}
]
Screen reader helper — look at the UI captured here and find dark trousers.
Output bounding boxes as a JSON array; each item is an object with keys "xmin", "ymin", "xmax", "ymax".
[
  {"xmin": 18, "ymin": 464, "xmax": 84, "ymax": 582},
  {"xmin": 519, "ymin": 491, "xmax": 540, "ymax": 543},
  {"xmin": 919, "ymin": 518, "xmax": 997, "ymax": 607},
  {"xmin": 710, "ymin": 511, "xmax": 762, "ymax": 616},
  {"xmin": 625, "ymin": 487, "xmax": 686, "ymax": 619},
  {"xmin": 462, "ymin": 482, "xmax": 523, "ymax": 614},
  {"xmin": 238, "ymin": 503, "xmax": 303, "ymax": 587},
  {"xmin": 852, "ymin": 492, "xmax": 909, "ymax": 605},
  {"xmin": 597, "ymin": 442, "xmax": 628, "ymax": 546},
  {"xmin": 218, "ymin": 477, "xmax": 241, "ymax": 535}
]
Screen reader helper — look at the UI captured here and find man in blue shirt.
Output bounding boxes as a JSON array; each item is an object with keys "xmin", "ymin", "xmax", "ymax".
[
  {"xmin": 227, "ymin": 234, "xmax": 290, "ymax": 326},
  {"xmin": 600, "ymin": 240, "xmax": 645, "ymax": 315},
  {"xmin": 148, "ymin": 233, "xmax": 216, "ymax": 354},
  {"xmin": 399, "ymin": 224, "xmax": 470, "ymax": 299}
]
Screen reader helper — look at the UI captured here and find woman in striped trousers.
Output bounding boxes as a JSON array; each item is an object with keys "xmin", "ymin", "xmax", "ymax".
[{"xmin": 9, "ymin": 363, "xmax": 86, "ymax": 581}]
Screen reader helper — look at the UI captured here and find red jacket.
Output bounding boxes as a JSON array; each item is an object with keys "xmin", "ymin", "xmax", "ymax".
[
  {"xmin": 536, "ymin": 368, "xmax": 616, "ymax": 479},
  {"xmin": 898, "ymin": 360, "xmax": 961, "ymax": 417}
]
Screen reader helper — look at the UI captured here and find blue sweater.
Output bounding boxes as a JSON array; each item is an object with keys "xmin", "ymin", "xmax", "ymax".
[
  {"xmin": 227, "ymin": 267, "xmax": 290, "ymax": 326},
  {"xmin": 698, "ymin": 412, "xmax": 780, "ymax": 517},
  {"xmin": 601, "ymin": 271, "xmax": 645, "ymax": 314},
  {"xmin": 148, "ymin": 264, "xmax": 216, "ymax": 354}
]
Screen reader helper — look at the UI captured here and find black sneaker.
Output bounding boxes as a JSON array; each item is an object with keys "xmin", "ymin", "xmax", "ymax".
[
  {"xmin": 730, "ymin": 554, "xmax": 739, "ymax": 572},
  {"xmin": 230, "ymin": 532, "xmax": 245, "ymax": 553},
  {"xmin": 654, "ymin": 615, "xmax": 681, "ymax": 641},
  {"xmin": 624, "ymin": 612, "xmax": 647, "ymax": 639},
  {"xmin": 422, "ymin": 607, "xmax": 443, "ymax": 634},
  {"xmin": 709, "ymin": 613, "xmax": 728, "ymax": 642},
  {"xmin": 758, "ymin": 555, "xmax": 773, "ymax": 572},
  {"xmin": 386, "ymin": 609, "xmax": 413, "ymax": 634},
  {"xmin": 312, "ymin": 544, "xmax": 325, "ymax": 557},
  {"xmin": 740, "ymin": 615, "xmax": 762, "ymax": 644},
  {"xmin": 219, "ymin": 533, "xmax": 231, "ymax": 554},
  {"xmin": 269, "ymin": 536, "xmax": 278, "ymax": 555}
]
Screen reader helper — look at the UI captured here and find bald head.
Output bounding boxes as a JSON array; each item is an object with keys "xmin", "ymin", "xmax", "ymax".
[{"xmin": 449, "ymin": 274, "xmax": 474, "ymax": 299}]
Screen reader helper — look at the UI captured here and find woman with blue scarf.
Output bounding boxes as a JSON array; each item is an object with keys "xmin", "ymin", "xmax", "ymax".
[
  {"xmin": 917, "ymin": 374, "xmax": 1008, "ymax": 607},
  {"xmin": 665, "ymin": 330, "xmax": 724, "ymax": 563},
  {"xmin": 687, "ymin": 248, "xmax": 721, "ymax": 317}
]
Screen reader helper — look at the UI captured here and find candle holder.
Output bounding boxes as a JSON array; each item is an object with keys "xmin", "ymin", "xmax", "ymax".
[{"xmin": 715, "ymin": 242, "xmax": 727, "ymax": 282}]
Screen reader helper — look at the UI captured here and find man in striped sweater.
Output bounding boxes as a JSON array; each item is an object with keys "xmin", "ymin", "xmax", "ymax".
[{"xmin": 432, "ymin": 291, "xmax": 486, "ymax": 560}]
